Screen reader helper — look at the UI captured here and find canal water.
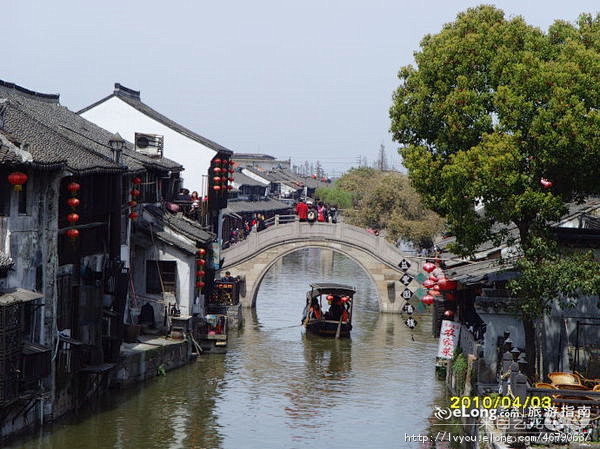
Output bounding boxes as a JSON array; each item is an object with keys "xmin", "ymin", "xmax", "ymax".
[{"xmin": 11, "ymin": 248, "xmax": 444, "ymax": 449}]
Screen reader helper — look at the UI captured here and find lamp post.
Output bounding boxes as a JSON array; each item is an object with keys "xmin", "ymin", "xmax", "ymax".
[{"xmin": 109, "ymin": 132, "xmax": 125, "ymax": 164}]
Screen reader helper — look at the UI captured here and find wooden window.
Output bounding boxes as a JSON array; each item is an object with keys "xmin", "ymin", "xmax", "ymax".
[{"xmin": 146, "ymin": 260, "xmax": 177, "ymax": 294}]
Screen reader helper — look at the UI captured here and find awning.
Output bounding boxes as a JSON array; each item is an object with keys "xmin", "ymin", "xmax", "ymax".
[{"xmin": 0, "ymin": 288, "xmax": 44, "ymax": 306}]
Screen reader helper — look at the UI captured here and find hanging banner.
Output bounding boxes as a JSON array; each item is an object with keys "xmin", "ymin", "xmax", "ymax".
[
  {"xmin": 437, "ymin": 320, "xmax": 460, "ymax": 359},
  {"xmin": 210, "ymin": 242, "xmax": 221, "ymax": 270}
]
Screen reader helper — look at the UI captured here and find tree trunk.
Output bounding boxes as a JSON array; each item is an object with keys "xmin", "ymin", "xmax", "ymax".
[{"xmin": 523, "ymin": 317, "xmax": 537, "ymax": 380}]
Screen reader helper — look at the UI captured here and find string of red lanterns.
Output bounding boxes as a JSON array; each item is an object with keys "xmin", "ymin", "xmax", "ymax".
[
  {"xmin": 129, "ymin": 177, "xmax": 142, "ymax": 220},
  {"xmin": 419, "ymin": 259, "xmax": 458, "ymax": 320},
  {"xmin": 212, "ymin": 158, "xmax": 235, "ymax": 194},
  {"xmin": 195, "ymin": 248, "xmax": 207, "ymax": 290},
  {"xmin": 66, "ymin": 180, "xmax": 81, "ymax": 241}
]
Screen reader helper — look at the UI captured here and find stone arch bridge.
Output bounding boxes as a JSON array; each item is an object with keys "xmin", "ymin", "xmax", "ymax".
[{"xmin": 220, "ymin": 221, "xmax": 425, "ymax": 313}]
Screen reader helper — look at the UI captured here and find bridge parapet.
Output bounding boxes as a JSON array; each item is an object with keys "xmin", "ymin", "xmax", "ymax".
[{"xmin": 220, "ymin": 220, "xmax": 423, "ymax": 313}]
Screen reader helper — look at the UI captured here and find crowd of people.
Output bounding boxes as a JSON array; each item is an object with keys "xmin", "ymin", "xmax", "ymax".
[
  {"xmin": 226, "ymin": 214, "xmax": 268, "ymax": 246},
  {"xmin": 174, "ymin": 188, "xmax": 205, "ymax": 220},
  {"xmin": 294, "ymin": 199, "xmax": 338, "ymax": 223}
]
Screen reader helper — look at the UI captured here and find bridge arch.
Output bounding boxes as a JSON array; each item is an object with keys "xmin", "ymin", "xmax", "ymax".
[{"xmin": 220, "ymin": 221, "xmax": 423, "ymax": 313}]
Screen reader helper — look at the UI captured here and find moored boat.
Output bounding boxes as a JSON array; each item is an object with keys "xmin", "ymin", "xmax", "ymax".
[{"xmin": 302, "ymin": 283, "xmax": 355, "ymax": 338}]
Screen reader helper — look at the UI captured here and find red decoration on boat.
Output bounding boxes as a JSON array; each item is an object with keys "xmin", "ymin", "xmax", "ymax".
[
  {"xmin": 128, "ymin": 212, "xmax": 139, "ymax": 220},
  {"xmin": 437, "ymin": 278, "xmax": 458, "ymax": 291},
  {"xmin": 423, "ymin": 262, "xmax": 436, "ymax": 273},
  {"xmin": 132, "ymin": 177, "xmax": 142, "ymax": 185},
  {"xmin": 540, "ymin": 178, "xmax": 553, "ymax": 189},
  {"xmin": 213, "ymin": 185, "xmax": 221, "ymax": 191},
  {"xmin": 423, "ymin": 279, "xmax": 436, "ymax": 288},
  {"xmin": 421, "ymin": 295, "xmax": 434, "ymax": 305},
  {"xmin": 67, "ymin": 182, "xmax": 80, "ymax": 194},
  {"xmin": 128, "ymin": 200, "xmax": 138, "ymax": 207},
  {"xmin": 66, "ymin": 229, "xmax": 79, "ymax": 241},
  {"xmin": 8, "ymin": 172, "xmax": 28, "ymax": 191},
  {"xmin": 196, "ymin": 281, "xmax": 205, "ymax": 288},
  {"xmin": 444, "ymin": 310, "xmax": 455, "ymax": 318},
  {"xmin": 130, "ymin": 189, "xmax": 140, "ymax": 197},
  {"xmin": 197, "ymin": 259, "xmax": 206, "ymax": 266},
  {"xmin": 67, "ymin": 197, "xmax": 80, "ymax": 209},
  {"xmin": 67, "ymin": 213, "xmax": 79, "ymax": 224},
  {"xmin": 197, "ymin": 248, "xmax": 207, "ymax": 256}
]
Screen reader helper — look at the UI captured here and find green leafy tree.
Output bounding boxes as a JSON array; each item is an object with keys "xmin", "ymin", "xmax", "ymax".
[
  {"xmin": 390, "ymin": 6, "xmax": 600, "ymax": 375},
  {"xmin": 315, "ymin": 186, "xmax": 353, "ymax": 209}
]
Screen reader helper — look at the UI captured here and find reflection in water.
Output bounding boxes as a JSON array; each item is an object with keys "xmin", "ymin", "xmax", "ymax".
[{"xmin": 11, "ymin": 248, "xmax": 443, "ymax": 449}]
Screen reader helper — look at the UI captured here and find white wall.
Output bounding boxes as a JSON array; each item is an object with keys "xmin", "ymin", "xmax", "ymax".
[{"xmin": 80, "ymin": 96, "xmax": 217, "ymax": 194}]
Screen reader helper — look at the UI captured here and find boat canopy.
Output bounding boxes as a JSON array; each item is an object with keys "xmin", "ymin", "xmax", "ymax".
[{"xmin": 308, "ymin": 283, "xmax": 356, "ymax": 298}]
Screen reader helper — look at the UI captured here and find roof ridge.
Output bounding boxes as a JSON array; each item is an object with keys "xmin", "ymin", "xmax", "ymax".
[{"xmin": 0, "ymin": 80, "xmax": 59, "ymax": 104}]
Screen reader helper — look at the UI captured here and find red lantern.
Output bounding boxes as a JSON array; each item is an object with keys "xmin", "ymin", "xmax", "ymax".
[
  {"xmin": 326, "ymin": 295, "xmax": 334, "ymax": 301},
  {"xmin": 429, "ymin": 290, "xmax": 441, "ymax": 297},
  {"xmin": 132, "ymin": 177, "xmax": 142, "ymax": 185},
  {"xmin": 423, "ymin": 262, "xmax": 436, "ymax": 273},
  {"xmin": 229, "ymin": 177, "xmax": 234, "ymax": 182},
  {"xmin": 8, "ymin": 172, "xmax": 28, "ymax": 191},
  {"xmin": 214, "ymin": 167, "xmax": 222, "ymax": 173},
  {"xmin": 213, "ymin": 185, "xmax": 221, "ymax": 191},
  {"xmin": 429, "ymin": 275, "xmax": 438, "ymax": 282},
  {"xmin": 423, "ymin": 279, "xmax": 436, "ymax": 288},
  {"xmin": 196, "ymin": 270, "xmax": 205, "ymax": 277},
  {"xmin": 128, "ymin": 200, "xmax": 138, "ymax": 207},
  {"xmin": 229, "ymin": 168, "xmax": 234, "ymax": 174},
  {"xmin": 540, "ymin": 178, "xmax": 553, "ymax": 189},
  {"xmin": 227, "ymin": 185, "xmax": 233, "ymax": 190},
  {"xmin": 67, "ymin": 197, "xmax": 80, "ymax": 209},
  {"xmin": 421, "ymin": 295, "xmax": 434, "ymax": 305},
  {"xmin": 444, "ymin": 310, "xmax": 455, "ymax": 319},
  {"xmin": 128, "ymin": 212, "xmax": 139, "ymax": 220},
  {"xmin": 196, "ymin": 281, "xmax": 205, "ymax": 288},
  {"xmin": 197, "ymin": 259, "xmax": 206, "ymax": 266},
  {"xmin": 66, "ymin": 229, "xmax": 79, "ymax": 241},
  {"xmin": 229, "ymin": 160, "xmax": 235, "ymax": 165},
  {"xmin": 213, "ymin": 158, "xmax": 222, "ymax": 165},
  {"xmin": 197, "ymin": 248, "xmax": 206, "ymax": 256},
  {"xmin": 213, "ymin": 176, "xmax": 221, "ymax": 183},
  {"xmin": 130, "ymin": 189, "xmax": 140, "ymax": 197},
  {"xmin": 433, "ymin": 285, "xmax": 440, "ymax": 291},
  {"xmin": 67, "ymin": 182, "xmax": 80, "ymax": 194},
  {"xmin": 67, "ymin": 213, "xmax": 79, "ymax": 224},
  {"xmin": 341, "ymin": 296, "xmax": 349, "ymax": 303},
  {"xmin": 438, "ymin": 278, "xmax": 458, "ymax": 291}
]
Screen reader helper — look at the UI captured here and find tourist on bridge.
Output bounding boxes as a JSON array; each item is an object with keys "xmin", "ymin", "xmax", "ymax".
[
  {"xmin": 295, "ymin": 199, "xmax": 309, "ymax": 222},
  {"xmin": 317, "ymin": 202, "xmax": 326, "ymax": 222}
]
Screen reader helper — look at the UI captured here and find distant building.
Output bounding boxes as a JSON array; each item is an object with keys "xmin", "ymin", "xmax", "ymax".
[{"xmin": 232, "ymin": 153, "xmax": 290, "ymax": 171}]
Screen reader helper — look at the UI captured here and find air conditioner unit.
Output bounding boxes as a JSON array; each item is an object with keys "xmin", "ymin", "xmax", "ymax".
[{"xmin": 134, "ymin": 133, "xmax": 164, "ymax": 158}]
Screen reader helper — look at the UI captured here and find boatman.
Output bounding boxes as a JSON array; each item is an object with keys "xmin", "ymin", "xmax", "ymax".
[
  {"xmin": 295, "ymin": 199, "xmax": 309, "ymax": 222},
  {"xmin": 221, "ymin": 271, "xmax": 236, "ymax": 282}
]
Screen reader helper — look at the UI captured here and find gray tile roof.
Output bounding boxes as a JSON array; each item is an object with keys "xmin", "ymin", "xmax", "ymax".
[
  {"xmin": 0, "ymin": 130, "xmax": 28, "ymax": 165},
  {"xmin": 79, "ymin": 83, "xmax": 233, "ymax": 156},
  {"xmin": 135, "ymin": 219, "xmax": 197, "ymax": 255},
  {"xmin": 0, "ymin": 251, "xmax": 14, "ymax": 272},
  {"xmin": 242, "ymin": 167, "xmax": 329, "ymax": 190},
  {"xmin": 144, "ymin": 205, "xmax": 213, "ymax": 243},
  {"xmin": 233, "ymin": 171, "xmax": 268, "ymax": 187},
  {"xmin": 0, "ymin": 80, "xmax": 183, "ymax": 174},
  {"xmin": 225, "ymin": 198, "xmax": 292, "ymax": 214}
]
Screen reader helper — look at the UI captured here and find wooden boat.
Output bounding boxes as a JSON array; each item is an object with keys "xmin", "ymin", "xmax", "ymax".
[{"xmin": 302, "ymin": 283, "xmax": 356, "ymax": 338}]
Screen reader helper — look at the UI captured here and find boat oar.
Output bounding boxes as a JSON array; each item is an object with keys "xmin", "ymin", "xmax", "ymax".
[{"xmin": 335, "ymin": 314, "xmax": 343, "ymax": 339}]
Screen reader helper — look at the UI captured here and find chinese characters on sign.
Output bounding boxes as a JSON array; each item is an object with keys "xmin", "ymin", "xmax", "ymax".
[{"xmin": 437, "ymin": 320, "xmax": 460, "ymax": 359}]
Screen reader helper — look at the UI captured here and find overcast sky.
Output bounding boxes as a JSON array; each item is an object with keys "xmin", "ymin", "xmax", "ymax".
[{"xmin": 3, "ymin": 0, "xmax": 598, "ymax": 176}]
